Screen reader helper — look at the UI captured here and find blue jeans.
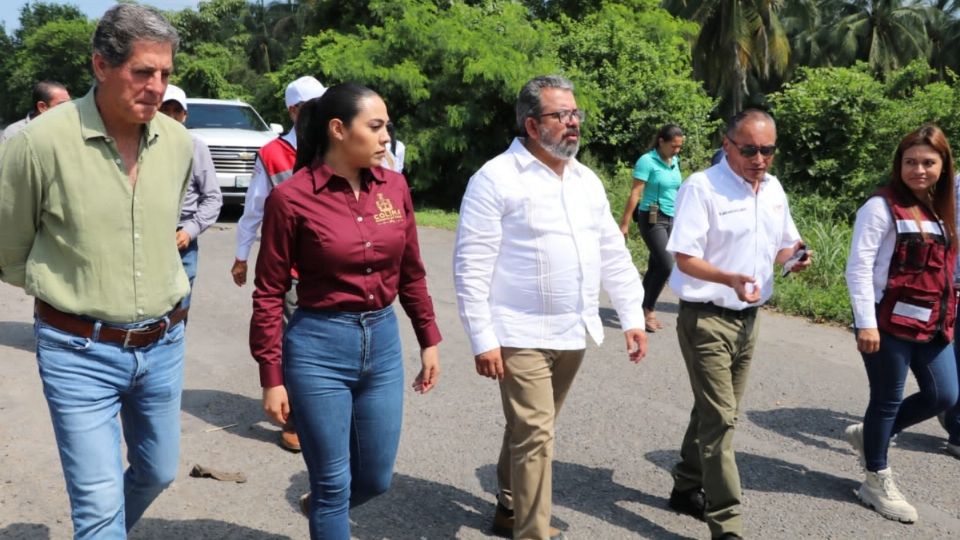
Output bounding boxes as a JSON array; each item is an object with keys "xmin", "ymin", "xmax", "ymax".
[
  {"xmin": 283, "ymin": 306, "xmax": 404, "ymax": 540},
  {"xmin": 860, "ymin": 331, "xmax": 958, "ymax": 470},
  {"xmin": 35, "ymin": 317, "xmax": 186, "ymax": 539},
  {"xmin": 179, "ymin": 239, "xmax": 199, "ymax": 309},
  {"xmin": 946, "ymin": 316, "xmax": 960, "ymax": 445}
]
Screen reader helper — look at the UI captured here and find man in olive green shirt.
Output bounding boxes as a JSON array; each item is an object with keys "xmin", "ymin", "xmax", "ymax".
[{"xmin": 0, "ymin": 6, "xmax": 193, "ymax": 539}]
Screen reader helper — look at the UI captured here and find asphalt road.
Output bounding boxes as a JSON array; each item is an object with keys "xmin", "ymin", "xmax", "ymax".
[{"xmin": 2, "ymin": 218, "xmax": 960, "ymax": 539}]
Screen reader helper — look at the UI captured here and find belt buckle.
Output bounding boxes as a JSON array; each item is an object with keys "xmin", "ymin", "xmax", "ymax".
[{"xmin": 121, "ymin": 315, "xmax": 172, "ymax": 348}]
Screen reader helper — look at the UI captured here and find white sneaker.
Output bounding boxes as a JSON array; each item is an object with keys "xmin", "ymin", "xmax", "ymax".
[
  {"xmin": 856, "ymin": 468, "xmax": 918, "ymax": 523},
  {"xmin": 844, "ymin": 423, "xmax": 865, "ymax": 467},
  {"xmin": 947, "ymin": 442, "xmax": 960, "ymax": 459}
]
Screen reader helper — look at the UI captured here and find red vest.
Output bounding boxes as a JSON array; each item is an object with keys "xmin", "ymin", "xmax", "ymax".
[
  {"xmin": 259, "ymin": 136, "xmax": 296, "ymax": 187},
  {"xmin": 876, "ymin": 187, "xmax": 957, "ymax": 342},
  {"xmin": 259, "ymin": 136, "xmax": 299, "ymax": 278}
]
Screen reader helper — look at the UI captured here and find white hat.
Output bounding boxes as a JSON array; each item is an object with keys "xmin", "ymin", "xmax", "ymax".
[
  {"xmin": 285, "ymin": 76, "xmax": 326, "ymax": 107},
  {"xmin": 162, "ymin": 84, "xmax": 188, "ymax": 111}
]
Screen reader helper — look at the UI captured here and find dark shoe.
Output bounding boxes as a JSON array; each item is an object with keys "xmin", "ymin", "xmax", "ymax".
[
  {"xmin": 490, "ymin": 502, "xmax": 562, "ymax": 538},
  {"xmin": 280, "ymin": 427, "xmax": 301, "ymax": 452},
  {"xmin": 299, "ymin": 492, "xmax": 310, "ymax": 516},
  {"xmin": 668, "ymin": 487, "xmax": 706, "ymax": 521},
  {"xmin": 714, "ymin": 534, "xmax": 742, "ymax": 540}
]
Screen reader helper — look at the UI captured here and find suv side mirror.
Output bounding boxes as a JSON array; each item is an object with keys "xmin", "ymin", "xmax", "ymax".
[{"xmin": 270, "ymin": 123, "xmax": 284, "ymax": 134}]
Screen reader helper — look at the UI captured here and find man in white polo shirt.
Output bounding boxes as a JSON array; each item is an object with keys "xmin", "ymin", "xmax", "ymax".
[
  {"xmin": 453, "ymin": 75, "xmax": 648, "ymax": 540},
  {"xmin": 665, "ymin": 108, "xmax": 811, "ymax": 540}
]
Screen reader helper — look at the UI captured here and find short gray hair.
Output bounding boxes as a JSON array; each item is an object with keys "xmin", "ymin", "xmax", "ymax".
[
  {"xmin": 515, "ymin": 75, "xmax": 574, "ymax": 133},
  {"xmin": 92, "ymin": 4, "xmax": 180, "ymax": 67},
  {"xmin": 725, "ymin": 108, "xmax": 776, "ymax": 138}
]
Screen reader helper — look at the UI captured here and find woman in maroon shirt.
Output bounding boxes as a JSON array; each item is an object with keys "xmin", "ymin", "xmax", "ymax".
[{"xmin": 249, "ymin": 83, "xmax": 441, "ymax": 539}]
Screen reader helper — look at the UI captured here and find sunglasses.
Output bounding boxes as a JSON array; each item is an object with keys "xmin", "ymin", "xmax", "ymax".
[{"xmin": 726, "ymin": 135, "xmax": 776, "ymax": 157}]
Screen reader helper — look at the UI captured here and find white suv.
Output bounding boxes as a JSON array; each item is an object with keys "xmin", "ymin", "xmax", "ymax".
[{"xmin": 185, "ymin": 98, "xmax": 283, "ymax": 204}]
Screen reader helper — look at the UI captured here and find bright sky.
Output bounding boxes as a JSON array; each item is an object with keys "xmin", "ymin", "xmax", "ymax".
[{"xmin": 0, "ymin": 1, "xmax": 202, "ymax": 32}]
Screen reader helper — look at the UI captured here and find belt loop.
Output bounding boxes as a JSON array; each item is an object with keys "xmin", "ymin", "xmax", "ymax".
[
  {"xmin": 92, "ymin": 321, "xmax": 102, "ymax": 342},
  {"xmin": 161, "ymin": 314, "xmax": 171, "ymax": 337}
]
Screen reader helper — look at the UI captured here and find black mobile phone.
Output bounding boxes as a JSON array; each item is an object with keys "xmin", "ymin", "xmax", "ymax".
[{"xmin": 781, "ymin": 244, "xmax": 808, "ymax": 277}]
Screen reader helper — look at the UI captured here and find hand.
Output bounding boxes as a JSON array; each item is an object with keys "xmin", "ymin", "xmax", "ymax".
[
  {"xmin": 413, "ymin": 345, "xmax": 440, "ymax": 393},
  {"xmin": 856, "ymin": 328, "xmax": 880, "ymax": 354},
  {"xmin": 792, "ymin": 248, "xmax": 814, "ymax": 273},
  {"xmin": 624, "ymin": 328, "xmax": 648, "ymax": 363},
  {"xmin": 231, "ymin": 259, "xmax": 248, "ymax": 286},
  {"xmin": 475, "ymin": 347, "xmax": 505, "ymax": 381},
  {"xmin": 728, "ymin": 273, "xmax": 760, "ymax": 303},
  {"xmin": 620, "ymin": 222, "xmax": 630, "ymax": 236},
  {"xmin": 262, "ymin": 385, "xmax": 289, "ymax": 425},
  {"xmin": 175, "ymin": 230, "xmax": 191, "ymax": 251}
]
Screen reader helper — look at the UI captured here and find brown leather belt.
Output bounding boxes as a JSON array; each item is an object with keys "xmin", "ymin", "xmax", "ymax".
[{"xmin": 35, "ymin": 300, "xmax": 189, "ymax": 348}]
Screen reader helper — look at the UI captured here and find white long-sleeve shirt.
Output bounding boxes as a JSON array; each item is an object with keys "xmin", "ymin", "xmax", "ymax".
[
  {"xmin": 667, "ymin": 158, "xmax": 801, "ymax": 309},
  {"xmin": 844, "ymin": 195, "xmax": 950, "ymax": 329},
  {"xmin": 453, "ymin": 138, "xmax": 645, "ymax": 356},
  {"xmin": 235, "ymin": 130, "xmax": 297, "ymax": 261}
]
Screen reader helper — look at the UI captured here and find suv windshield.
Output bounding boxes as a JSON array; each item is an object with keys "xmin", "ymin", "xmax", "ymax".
[{"xmin": 185, "ymin": 103, "xmax": 270, "ymax": 131}]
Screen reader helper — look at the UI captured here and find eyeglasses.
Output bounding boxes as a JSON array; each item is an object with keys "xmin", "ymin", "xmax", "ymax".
[
  {"xmin": 726, "ymin": 135, "xmax": 776, "ymax": 157},
  {"xmin": 539, "ymin": 109, "xmax": 585, "ymax": 124}
]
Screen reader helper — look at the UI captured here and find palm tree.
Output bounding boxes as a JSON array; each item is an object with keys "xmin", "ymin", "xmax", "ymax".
[
  {"xmin": 820, "ymin": 0, "xmax": 931, "ymax": 76},
  {"xmin": 920, "ymin": 0, "xmax": 960, "ymax": 77},
  {"xmin": 663, "ymin": 0, "xmax": 790, "ymax": 116}
]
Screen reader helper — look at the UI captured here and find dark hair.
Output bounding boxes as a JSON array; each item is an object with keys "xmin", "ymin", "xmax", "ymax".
[
  {"xmin": 92, "ymin": 4, "xmax": 179, "ymax": 67},
  {"xmin": 32, "ymin": 80, "xmax": 67, "ymax": 114},
  {"xmin": 294, "ymin": 83, "xmax": 379, "ymax": 172},
  {"xmin": 515, "ymin": 75, "xmax": 574, "ymax": 133},
  {"xmin": 890, "ymin": 123, "xmax": 957, "ymax": 244},
  {"xmin": 648, "ymin": 123, "xmax": 684, "ymax": 150},
  {"xmin": 725, "ymin": 108, "xmax": 775, "ymax": 138}
]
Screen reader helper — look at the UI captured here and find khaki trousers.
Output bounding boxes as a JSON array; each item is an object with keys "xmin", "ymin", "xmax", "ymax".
[
  {"xmin": 496, "ymin": 347, "xmax": 585, "ymax": 540},
  {"xmin": 672, "ymin": 303, "xmax": 759, "ymax": 539}
]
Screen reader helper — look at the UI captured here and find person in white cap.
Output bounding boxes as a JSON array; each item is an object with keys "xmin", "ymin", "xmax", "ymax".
[
  {"xmin": 230, "ymin": 75, "xmax": 326, "ymax": 453},
  {"xmin": 159, "ymin": 84, "xmax": 223, "ymax": 309}
]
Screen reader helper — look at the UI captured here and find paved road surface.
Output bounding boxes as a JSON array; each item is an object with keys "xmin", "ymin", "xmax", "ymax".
[{"xmin": 2, "ymin": 222, "xmax": 959, "ymax": 539}]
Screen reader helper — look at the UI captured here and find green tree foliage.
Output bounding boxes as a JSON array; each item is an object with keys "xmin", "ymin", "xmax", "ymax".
[
  {"xmin": 280, "ymin": 0, "xmax": 562, "ymax": 204},
  {"xmin": 823, "ymin": 0, "xmax": 931, "ymax": 76},
  {"xmin": 555, "ymin": 1, "xmax": 717, "ymax": 170},
  {"xmin": 770, "ymin": 60, "xmax": 960, "ymax": 219},
  {"xmin": 663, "ymin": 0, "xmax": 790, "ymax": 117},
  {"xmin": 4, "ymin": 18, "xmax": 95, "ymax": 121}
]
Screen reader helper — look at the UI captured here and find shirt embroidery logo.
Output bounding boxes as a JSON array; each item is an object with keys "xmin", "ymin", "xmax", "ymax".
[{"xmin": 374, "ymin": 193, "xmax": 404, "ymax": 224}]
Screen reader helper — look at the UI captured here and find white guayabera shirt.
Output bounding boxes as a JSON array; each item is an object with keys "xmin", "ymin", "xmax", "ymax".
[{"xmin": 453, "ymin": 138, "xmax": 646, "ymax": 356}]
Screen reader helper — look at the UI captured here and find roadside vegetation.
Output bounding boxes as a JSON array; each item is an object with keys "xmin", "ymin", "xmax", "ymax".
[{"xmin": 2, "ymin": 0, "xmax": 959, "ymax": 325}]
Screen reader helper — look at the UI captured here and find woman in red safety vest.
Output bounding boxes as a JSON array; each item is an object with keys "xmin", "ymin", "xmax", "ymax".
[{"xmin": 844, "ymin": 124, "xmax": 960, "ymax": 524}]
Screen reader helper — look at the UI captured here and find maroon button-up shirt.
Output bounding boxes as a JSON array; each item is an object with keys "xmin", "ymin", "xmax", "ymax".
[{"xmin": 250, "ymin": 162, "xmax": 442, "ymax": 387}]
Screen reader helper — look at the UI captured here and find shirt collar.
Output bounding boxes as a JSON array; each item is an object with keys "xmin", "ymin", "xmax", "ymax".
[
  {"xmin": 508, "ymin": 137, "xmax": 582, "ymax": 178},
  {"xmin": 78, "ymin": 87, "xmax": 157, "ymax": 144},
  {"xmin": 649, "ymin": 148, "xmax": 677, "ymax": 168},
  {"xmin": 309, "ymin": 161, "xmax": 387, "ymax": 192}
]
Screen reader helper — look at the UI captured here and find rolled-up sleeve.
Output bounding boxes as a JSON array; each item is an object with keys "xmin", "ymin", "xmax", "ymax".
[
  {"xmin": 0, "ymin": 135, "xmax": 42, "ymax": 286},
  {"xmin": 453, "ymin": 172, "xmax": 504, "ymax": 356},
  {"xmin": 250, "ymin": 190, "xmax": 296, "ymax": 387},
  {"xmin": 397, "ymin": 184, "xmax": 442, "ymax": 348}
]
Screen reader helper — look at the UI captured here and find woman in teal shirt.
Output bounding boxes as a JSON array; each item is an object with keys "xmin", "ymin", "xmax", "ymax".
[{"xmin": 619, "ymin": 124, "xmax": 684, "ymax": 331}]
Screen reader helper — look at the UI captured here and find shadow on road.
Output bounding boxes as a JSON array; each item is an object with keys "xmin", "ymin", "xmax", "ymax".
[
  {"xmin": 747, "ymin": 407, "xmax": 862, "ymax": 455},
  {"xmin": 181, "ymin": 388, "xmax": 280, "ymax": 446},
  {"xmin": 476, "ymin": 462, "xmax": 694, "ymax": 539},
  {"xmin": 0, "ymin": 519, "xmax": 291, "ymax": 540},
  {"xmin": 285, "ymin": 470, "xmax": 495, "ymax": 539},
  {"xmin": 646, "ymin": 449, "xmax": 860, "ymax": 504},
  {"xmin": 0, "ymin": 321, "xmax": 35, "ymax": 352},
  {"xmin": 131, "ymin": 518, "xmax": 291, "ymax": 539},
  {"xmin": 0, "ymin": 523, "xmax": 50, "ymax": 540}
]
